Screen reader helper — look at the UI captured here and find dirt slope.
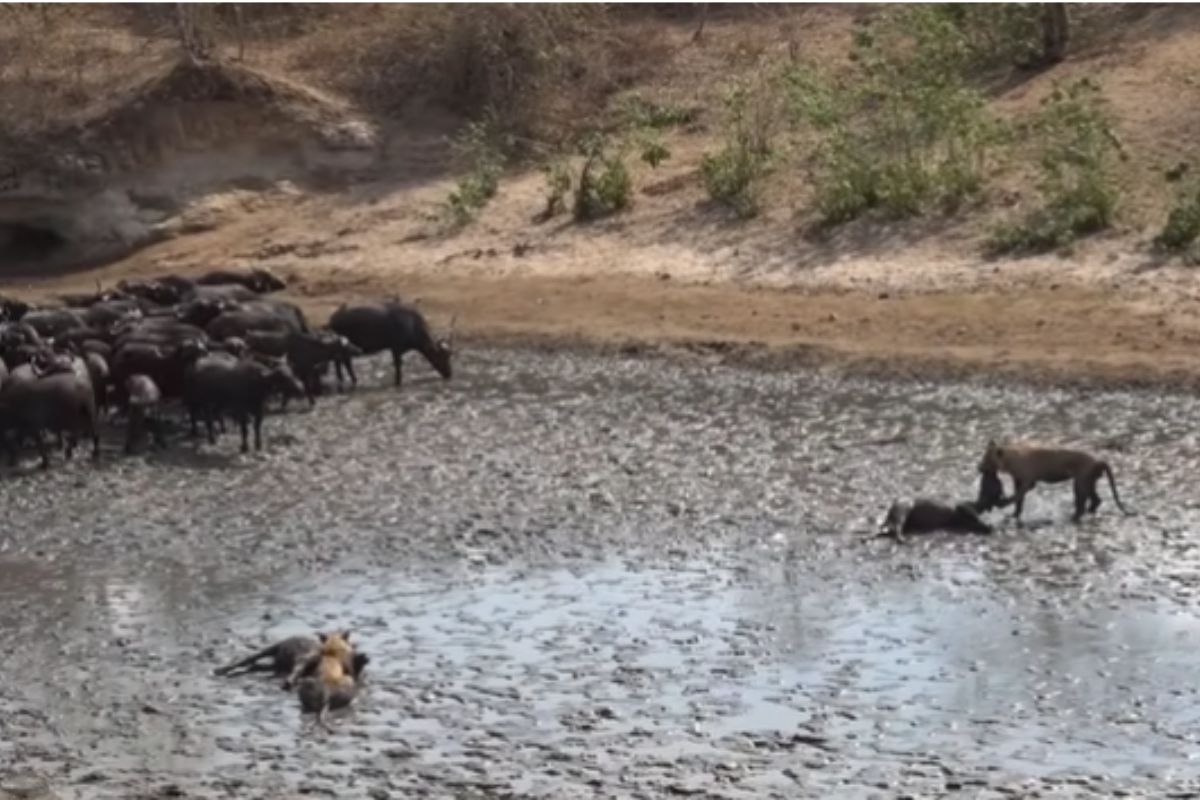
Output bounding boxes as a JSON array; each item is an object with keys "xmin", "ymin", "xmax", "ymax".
[{"xmin": 4, "ymin": 5, "xmax": 1200, "ymax": 389}]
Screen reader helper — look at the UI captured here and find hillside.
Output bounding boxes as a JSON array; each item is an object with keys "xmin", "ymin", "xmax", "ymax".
[{"xmin": 3, "ymin": 4, "xmax": 1200, "ymax": 386}]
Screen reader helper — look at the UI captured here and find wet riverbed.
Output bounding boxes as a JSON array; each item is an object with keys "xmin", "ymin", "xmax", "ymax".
[{"xmin": 2, "ymin": 348, "xmax": 1200, "ymax": 798}]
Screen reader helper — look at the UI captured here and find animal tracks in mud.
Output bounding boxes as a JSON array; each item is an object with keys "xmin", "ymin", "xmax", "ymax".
[{"xmin": 1, "ymin": 349, "xmax": 1199, "ymax": 797}]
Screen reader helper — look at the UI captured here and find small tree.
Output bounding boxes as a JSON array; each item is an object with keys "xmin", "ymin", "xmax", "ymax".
[{"xmin": 1041, "ymin": 3, "xmax": 1069, "ymax": 65}]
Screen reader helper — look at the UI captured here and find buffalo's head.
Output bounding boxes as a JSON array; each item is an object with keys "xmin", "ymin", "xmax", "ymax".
[
  {"xmin": 177, "ymin": 296, "xmax": 232, "ymax": 328},
  {"xmin": 267, "ymin": 360, "xmax": 305, "ymax": 401},
  {"xmin": 428, "ymin": 314, "xmax": 457, "ymax": 380},
  {"xmin": 248, "ymin": 268, "xmax": 287, "ymax": 294},
  {"xmin": 879, "ymin": 500, "xmax": 910, "ymax": 538},
  {"xmin": 331, "ymin": 333, "xmax": 362, "ymax": 359},
  {"xmin": 0, "ymin": 296, "xmax": 30, "ymax": 322}
]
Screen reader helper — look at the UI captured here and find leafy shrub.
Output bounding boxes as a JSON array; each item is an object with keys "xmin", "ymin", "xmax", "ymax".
[
  {"xmin": 445, "ymin": 115, "xmax": 507, "ymax": 226},
  {"xmin": 787, "ymin": 7, "xmax": 1001, "ymax": 225},
  {"xmin": 700, "ymin": 77, "xmax": 779, "ymax": 218},
  {"xmin": 701, "ymin": 148, "xmax": 766, "ymax": 219},
  {"xmin": 540, "ymin": 159, "xmax": 573, "ymax": 220},
  {"xmin": 1155, "ymin": 184, "xmax": 1200, "ymax": 254},
  {"xmin": 907, "ymin": 4, "xmax": 1048, "ymax": 71},
  {"xmin": 619, "ymin": 94, "xmax": 697, "ymax": 130},
  {"xmin": 988, "ymin": 79, "xmax": 1121, "ymax": 255},
  {"xmin": 573, "ymin": 133, "xmax": 631, "ymax": 221},
  {"xmin": 633, "ymin": 123, "xmax": 672, "ymax": 170}
]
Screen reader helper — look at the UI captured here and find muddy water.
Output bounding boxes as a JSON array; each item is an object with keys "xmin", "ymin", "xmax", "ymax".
[{"xmin": 2, "ymin": 349, "xmax": 1200, "ymax": 798}]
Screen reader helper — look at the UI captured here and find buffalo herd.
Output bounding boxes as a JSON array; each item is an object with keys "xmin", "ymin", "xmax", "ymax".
[{"xmin": 0, "ymin": 268, "xmax": 454, "ymax": 467}]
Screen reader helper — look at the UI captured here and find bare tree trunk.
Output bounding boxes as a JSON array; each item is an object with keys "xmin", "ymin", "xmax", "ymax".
[
  {"xmin": 691, "ymin": 3, "xmax": 708, "ymax": 43},
  {"xmin": 1041, "ymin": 3, "xmax": 1069, "ymax": 65},
  {"xmin": 175, "ymin": 3, "xmax": 212, "ymax": 63},
  {"xmin": 234, "ymin": 4, "xmax": 245, "ymax": 61}
]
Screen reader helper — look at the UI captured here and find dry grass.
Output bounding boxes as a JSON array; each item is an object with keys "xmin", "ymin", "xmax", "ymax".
[{"xmin": 4, "ymin": 4, "xmax": 1200, "ymax": 245}]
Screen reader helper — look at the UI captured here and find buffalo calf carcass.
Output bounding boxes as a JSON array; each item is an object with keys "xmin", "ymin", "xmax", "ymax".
[{"xmin": 327, "ymin": 301, "xmax": 454, "ymax": 388}]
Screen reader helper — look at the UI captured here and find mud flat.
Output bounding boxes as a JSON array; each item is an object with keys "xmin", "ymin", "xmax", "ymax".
[{"xmin": 2, "ymin": 348, "xmax": 1200, "ymax": 798}]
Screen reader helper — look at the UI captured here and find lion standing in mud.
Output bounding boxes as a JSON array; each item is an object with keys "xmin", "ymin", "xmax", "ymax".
[{"xmin": 979, "ymin": 440, "xmax": 1133, "ymax": 522}]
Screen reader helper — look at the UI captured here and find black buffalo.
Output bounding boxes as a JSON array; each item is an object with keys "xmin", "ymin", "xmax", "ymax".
[
  {"xmin": 328, "ymin": 301, "xmax": 453, "ymax": 388},
  {"xmin": 0, "ymin": 365, "xmax": 99, "ymax": 468},
  {"xmin": 196, "ymin": 268, "xmax": 286, "ymax": 294},
  {"xmin": 183, "ymin": 354, "xmax": 304, "ymax": 452},
  {"xmin": 206, "ymin": 300, "xmax": 308, "ymax": 341}
]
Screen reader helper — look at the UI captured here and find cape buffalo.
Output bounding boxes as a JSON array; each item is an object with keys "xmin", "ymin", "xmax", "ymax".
[
  {"xmin": 110, "ymin": 337, "xmax": 207, "ymax": 406},
  {"xmin": 247, "ymin": 330, "xmax": 363, "ymax": 405},
  {"xmin": 328, "ymin": 301, "xmax": 454, "ymax": 388},
  {"xmin": 196, "ymin": 268, "xmax": 286, "ymax": 294},
  {"xmin": 0, "ymin": 295, "xmax": 29, "ymax": 322},
  {"xmin": 0, "ymin": 367, "xmax": 99, "ymax": 468},
  {"xmin": 124, "ymin": 374, "xmax": 166, "ymax": 454},
  {"xmin": 206, "ymin": 301, "xmax": 308, "ymax": 341},
  {"xmin": 183, "ymin": 354, "xmax": 304, "ymax": 452},
  {"xmin": 21, "ymin": 308, "xmax": 86, "ymax": 339}
]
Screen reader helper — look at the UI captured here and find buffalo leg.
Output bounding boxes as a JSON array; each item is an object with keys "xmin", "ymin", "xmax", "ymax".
[
  {"xmin": 205, "ymin": 410, "xmax": 217, "ymax": 445},
  {"xmin": 391, "ymin": 349, "xmax": 403, "ymax": 388},
  {"xmin": 253, "ymin": 410, "xmax": 264, "ymax": 451},
  {"xmin": 238, "ymin": 413, "xmax": 250, "ymax": 454},
  {"xmin": 125, "ymin": 409, "xmax": 142, "ymax": 455},
  {"xmin": 37, "ymin": 432, "xmax": 51, "ymax": 470},
  {"xmin": 303, "ymin": 371, "xmax": 318, "ymax": 407},
  {"xmin": 151, "ymin": 415, "xmax": 167, "ymax": 449},
  {"xmin": 1012, "ymin": 479, "xmax": 1035, "ymax": 522}
]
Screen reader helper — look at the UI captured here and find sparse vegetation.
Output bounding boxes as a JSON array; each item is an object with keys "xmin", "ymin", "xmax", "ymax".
[
  {"xmin": 701, "ymin": 75, "xmax": 780, "ymax": 218},
  {"xmin": 988, "ymin": 78, "xmax": 1121, "ymax": 255},
  {"xmin": 619, "ymin": 95, "xmax": 697, "ymax": 130},
  {"xmin": 635, "ymin": 129, "xmax": 671, "ymax": 170},
  {"xmin": 1155, "ymin": 182, "xmax": 1200, "ymax": 256},
  {"xmin": 540, "ymin": 159, "xmax": 573, "ymax": 221},
  {"xmin": 787, "ymin": 6, "xmax": 1002, "ymax": 225},
  {"xmin": 573, "ymin": 133, "xmax": 632, "ymax": 222},
  {"xmin": 445, "ymin": 115, "xmax": 508, "ymax": 227},
  {"xmin": 298, "ymin": 5, "xmax": 660, "ymax": 138},
  {"xmin": 0, "ymin": 5, "xmax": 1188, "ymax": 269}
]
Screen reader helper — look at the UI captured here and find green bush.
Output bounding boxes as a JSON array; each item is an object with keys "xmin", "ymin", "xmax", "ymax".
[
  {"xmin": 619, "ymin": 94, "xmax": 697, "ymax": 130},
  {"xmin": 1155, "ymin": 184, "xmax": 1200, "ymax": 254},
  {"xmin": 444, "ymin": 115, "xmax": 507, "ymax": 226},
  {"xmin": 988, "ymin": 79, "xmax": 1121, "ymax": 255},
  {"xmin": 700, "ymin": 77, "xmax": 778, "ymax": 218},
  {"xmin": 638, "ymin": 135, "xmax": 671, "ymax": 169},
  {"xmin": 786, "ymin": 7, "xmax": 1002, "ymax": 226},
  {"xmin": 540, "ymin": 159, "xmax": 573, "ymax": 220},
  {"xmin": 701, "ymin": 148, "xmax": 766, "ymax": 219},
  {"xmin": 573, "ymin": 133, "xmax": 631, "ymax": 221}
]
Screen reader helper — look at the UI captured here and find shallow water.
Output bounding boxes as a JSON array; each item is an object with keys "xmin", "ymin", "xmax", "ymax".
[{"xmin": 2, "ymin": 348, "xmax": 1200, "ymax": 798}]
